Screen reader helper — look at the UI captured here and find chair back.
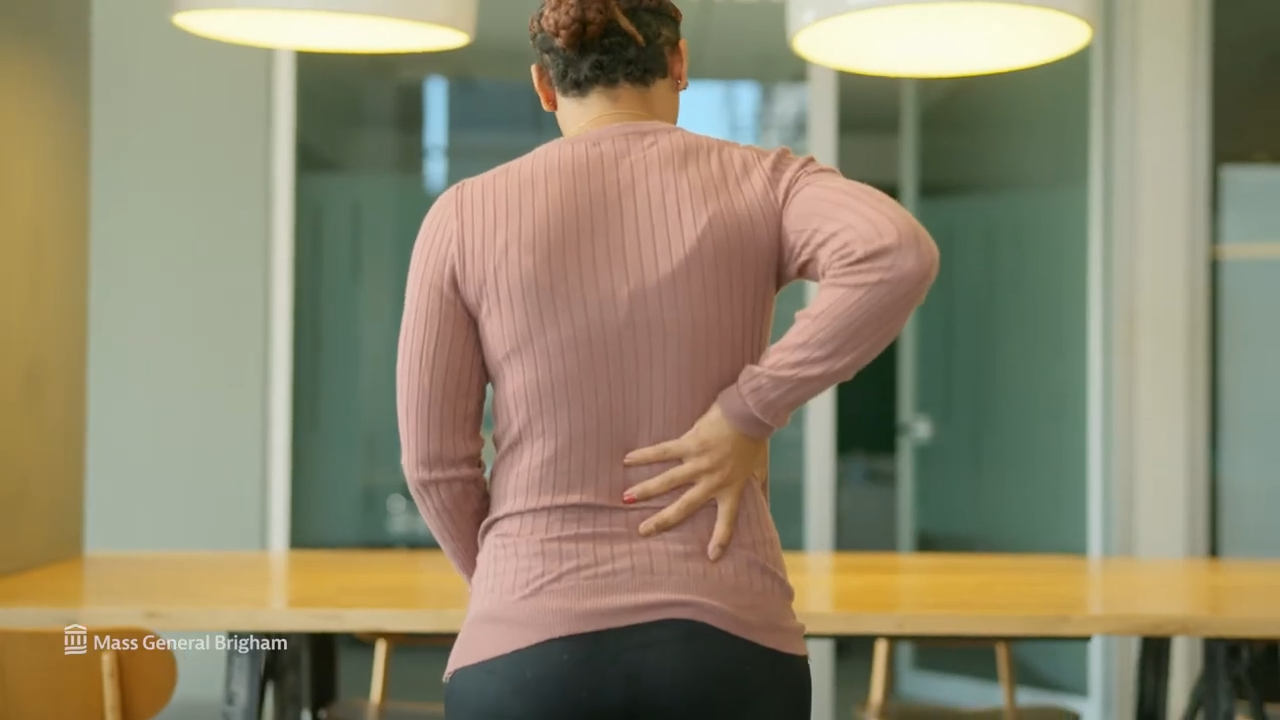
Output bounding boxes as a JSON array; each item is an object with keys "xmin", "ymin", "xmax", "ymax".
[{"xmin": 0, "ymin": 627, "xmax": 177, "ymax": 720}]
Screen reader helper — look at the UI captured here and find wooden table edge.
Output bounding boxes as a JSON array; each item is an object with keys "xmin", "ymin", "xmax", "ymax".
[{"xmin": 3, "ymin": 608, "xmax": 1279, "ymax": 640}]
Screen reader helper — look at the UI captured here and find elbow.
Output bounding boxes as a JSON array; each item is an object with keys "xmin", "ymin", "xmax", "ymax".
[
  {"xmin": 896, "ymin": 224, "xmax": 940, "ymax": 303},
  {"xmin": 401, "ymin": 456, "xmax": 447, "ymax": 489},
  {"xmin": 400, "ymin": 451, "xmax": 485, "ymax": 490}
]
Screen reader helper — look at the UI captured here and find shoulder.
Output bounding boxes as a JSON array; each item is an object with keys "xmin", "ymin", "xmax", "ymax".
[
  {"xmin": 674, "ymin": 127, "xmax": 784, "ymax": 166},
  {"xmin": 686, "ymin": 131, "xmax": 839, "ymax": 208}
]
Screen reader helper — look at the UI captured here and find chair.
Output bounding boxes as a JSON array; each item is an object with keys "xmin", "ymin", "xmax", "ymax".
[
  {"xmin": 0, "ymin": 628, "xmax": 177, "ymax": 720},
  {"xmin": 326, "ymin": 633, "xmax": 449, "ymax": 719},
  {"xmin": 858, "ymin": 638, "xmax": 1079, "ymax": 720}
]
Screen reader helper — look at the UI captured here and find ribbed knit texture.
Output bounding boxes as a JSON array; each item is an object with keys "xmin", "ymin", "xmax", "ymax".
[{"xmin": 396, "ymin": 121, "xmax": 938, "ymax": 678}]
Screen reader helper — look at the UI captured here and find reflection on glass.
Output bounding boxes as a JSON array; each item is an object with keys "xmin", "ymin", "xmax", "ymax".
[
  {"xmin": 681, "ymin": 79, "xmax": 808, "ymax": 153},
  {"xmin": 422, "ymin": 75, "xmax": 450, "ymax": 195}
]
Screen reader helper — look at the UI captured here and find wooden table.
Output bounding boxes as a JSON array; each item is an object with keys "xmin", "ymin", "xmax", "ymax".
[{"xmin": 2, "ymin": 550, "xmax": 1279, "ymax": 719}]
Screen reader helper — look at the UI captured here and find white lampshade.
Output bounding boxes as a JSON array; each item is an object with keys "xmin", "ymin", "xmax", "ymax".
[
  {"xmin": 787, "ymin": 0, "xmax": 1095, "ymax": 78},
  {"xmin": 171, "ymin": 0, "xmax": 477, "ymax": 54}
]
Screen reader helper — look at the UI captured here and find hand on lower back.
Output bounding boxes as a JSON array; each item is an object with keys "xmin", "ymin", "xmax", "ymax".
[{"xmin": 622, "ymin": 403, "xmax": 768, "ymax": 561}]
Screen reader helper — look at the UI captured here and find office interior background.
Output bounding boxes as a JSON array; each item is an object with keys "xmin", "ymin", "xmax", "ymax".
[{"xmin": 1, "ymin": 0, "xmax": 1277, "ymax": 718}]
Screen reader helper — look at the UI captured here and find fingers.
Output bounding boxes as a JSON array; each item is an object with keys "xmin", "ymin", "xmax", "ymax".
[
  {"xmin": 638, "ymin": 485, "xmax": 716, "ymax": 537},
  {"xmin": 707, "ymin": 490, "xmax": 741, "ymax": 562},
  {"xmin": 623, "ymin": 439, "xmax": 686, "ymax": 467},
  {"xmin": 623, "ymin": 462, "xmax": 701, "ymax": 503},
  {"xmin": 753, "ymin": 456, "xmax": 769, "ymax": 501}
]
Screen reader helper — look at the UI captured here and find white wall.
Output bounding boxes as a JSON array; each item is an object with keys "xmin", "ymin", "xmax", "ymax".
[{"xmin": 86, "ymin": 0, "xmax": 272, "ymax": 715}]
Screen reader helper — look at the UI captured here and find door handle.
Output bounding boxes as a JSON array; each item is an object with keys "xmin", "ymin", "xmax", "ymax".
[{"xmin": 898, "ymin": 414, "xmax": 935, "ymax": 444}]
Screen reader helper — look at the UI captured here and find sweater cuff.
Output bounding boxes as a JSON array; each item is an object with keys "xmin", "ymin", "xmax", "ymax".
[{"xmin": 715, "ymin": 384, "xmax": 777, "ymax": 440}]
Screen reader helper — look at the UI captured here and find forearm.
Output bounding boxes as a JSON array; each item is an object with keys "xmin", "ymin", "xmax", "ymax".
[
  {"xmin": 406, "ymin": 474, "xmax": 488, "ymax": 581},
  {"xmin": 717, "ymin": 260, "xmax": 933, "ymax": 436},
  {"xmin": 718, "ymin": 168, "xmax": 939, "ymax": 438}
]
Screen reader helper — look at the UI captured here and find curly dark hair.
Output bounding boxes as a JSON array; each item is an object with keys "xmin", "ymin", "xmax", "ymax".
[{"xmin": 529, "ymin": 0, "xmax": 684, "ymax": 98}]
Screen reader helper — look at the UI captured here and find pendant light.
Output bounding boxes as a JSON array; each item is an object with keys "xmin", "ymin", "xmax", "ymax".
[
  {"xmin": 171, "ymin": 0, "xmax": 477, "ymax": 54},
  {"xmin": 787, "ymin": 0, "xmax": 1095, "ymax": 78}
]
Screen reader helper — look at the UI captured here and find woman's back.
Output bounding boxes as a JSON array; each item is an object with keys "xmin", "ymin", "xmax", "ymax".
[
  {"xmin": 418, "ymin": 122, "xmax": 808, "ymax": 675},
  {"xmin": 397, "ymin": 2, "xmax": 937, "ymax": 715},
  {"xmin": 398, "ymin": 120, "xmax": 937, "ymax": 680}
]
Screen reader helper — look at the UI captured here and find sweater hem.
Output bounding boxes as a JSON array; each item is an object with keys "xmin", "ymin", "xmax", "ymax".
[{"xmin": 442, "ymin": 577, "xmax": 807, "ymax": 679}]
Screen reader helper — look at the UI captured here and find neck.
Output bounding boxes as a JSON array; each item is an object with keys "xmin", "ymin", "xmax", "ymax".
[{"xmin": 556, "ymin": 87, "xmax": 676, "ymax": 137}]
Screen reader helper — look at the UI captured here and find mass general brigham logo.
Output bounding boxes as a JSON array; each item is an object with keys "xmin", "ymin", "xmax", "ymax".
[
  {"xmin": 63, "ymin": 624, "xmax": 286, "ymax": 655},
  {"xmin": 64, "ymin": 624, "xmax": 89, "ymax": 655}
]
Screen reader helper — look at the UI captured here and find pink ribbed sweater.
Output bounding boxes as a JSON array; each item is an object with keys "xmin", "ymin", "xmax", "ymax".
[{"xmin": 396, "ymin": 121, "xmax": 938, "ymax": 677}]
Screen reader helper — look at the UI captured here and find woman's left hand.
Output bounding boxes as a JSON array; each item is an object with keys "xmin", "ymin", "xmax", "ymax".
[{"xmin": 622, "ymin": 403, "xmax": 767, "ymax": 561}]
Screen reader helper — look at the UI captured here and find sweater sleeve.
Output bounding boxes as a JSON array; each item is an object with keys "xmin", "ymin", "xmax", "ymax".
[
  {"xmin": 396, "ymin": 185, "xmax": 490, "ymax": 582},
  {"xmin": 716, "ymin": 155, "xmax": 940, "ymax": 439}
]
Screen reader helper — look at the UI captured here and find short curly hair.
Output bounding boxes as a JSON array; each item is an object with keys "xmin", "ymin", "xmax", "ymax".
[{"xmin": 529, "ymin": 0, "xmax": 684, "ymax": 98}]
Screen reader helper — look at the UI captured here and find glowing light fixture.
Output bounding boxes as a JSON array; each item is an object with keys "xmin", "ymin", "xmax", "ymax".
[
  {"xmin": 171, "ymin": 0, "xmax": 477, "ymax": 54},
  {"xmin": 787, "ymin": 0, "xmax": 1095, "ymax": 78}
]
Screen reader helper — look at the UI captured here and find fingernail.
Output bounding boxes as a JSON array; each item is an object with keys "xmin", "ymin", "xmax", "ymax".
[
  {"xmin": 622, "ymin": 493, "xmax": 636, "ymax": 505},
  {"xmin": 639, "ymin": 524, "xmax": 654, "ymax": 537},
  {"xmin": 622, "ymin": 454, "xmax": 635, "ymax": 465},
  {"xmin": 709, "ymin": 545, "xmax": 724, "ymax": 562}
]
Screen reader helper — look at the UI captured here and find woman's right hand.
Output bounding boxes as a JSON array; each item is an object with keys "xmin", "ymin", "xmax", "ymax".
[{"xmin": 621, "ymin": 403, "xmax": 768, "ymax": 561}]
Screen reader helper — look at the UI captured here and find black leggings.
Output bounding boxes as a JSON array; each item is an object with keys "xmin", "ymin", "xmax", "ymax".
[{"xmin": 444, "ymin": 619, "xmax": 811, "ymax": 720}]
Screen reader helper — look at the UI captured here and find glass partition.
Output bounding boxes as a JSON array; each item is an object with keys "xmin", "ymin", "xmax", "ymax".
[
  {"xmin": 911, "ymin": 52, "xmax": 1091, "ymax": 705},
  {"xmin": 834, "ymin": 51, "xmax": 1094, "ymax": 710},
  {"xmin": 1211, "ymin": 0, "xmax": 1280, "ymax": 560}
]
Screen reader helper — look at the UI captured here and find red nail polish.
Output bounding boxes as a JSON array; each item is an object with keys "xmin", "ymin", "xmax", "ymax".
[{"xmin": 622, "ymin": 493, "xmax": 636, "ymax": 505}]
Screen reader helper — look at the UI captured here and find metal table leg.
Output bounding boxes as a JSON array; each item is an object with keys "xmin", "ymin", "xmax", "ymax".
[
  {"xmin": 1204, "ymin": 639, "xmax": 1234, "ymax": 720},
  {"xmin": 222, "ymin": 632, "xmax": 269, "ymax": 720},
  {"xmin": 307, "ymin": 634, "xmax": 339, "ymax": 716},
  {"xmin": 1137, "ymin": 637, "xmax": 1171, "ymax": 720},
  {"xmin": 223, "ymin": 632, "xmax": 341, "ymax": 720},
  {"xmin": 271, "ymin": 634, "xmax": 306, "ymax": 720}
]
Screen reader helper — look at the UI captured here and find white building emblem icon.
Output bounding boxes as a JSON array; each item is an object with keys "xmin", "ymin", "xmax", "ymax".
[{"xmin": 64, "ymin": 624, "xmax": 88, "ymax": 655}]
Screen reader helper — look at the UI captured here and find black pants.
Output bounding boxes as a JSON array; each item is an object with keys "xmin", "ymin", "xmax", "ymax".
[{"xmin": 444, "ymin": 619, "xmax": 812, "ymax": 719}]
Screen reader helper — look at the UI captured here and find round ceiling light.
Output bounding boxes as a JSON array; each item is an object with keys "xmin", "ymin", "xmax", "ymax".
[
  {"xmin": 171, "ymin": 0, "xmax": 477, "ymax": 54},
  {"xmin": 787, "ymin": 0, "xmax": 1095, "ymax": 78}
]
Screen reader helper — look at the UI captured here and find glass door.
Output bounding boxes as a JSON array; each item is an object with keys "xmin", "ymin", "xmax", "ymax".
[{"xmin": 890, "ymin": 52, "xmax": 1096, "ymax": 714}]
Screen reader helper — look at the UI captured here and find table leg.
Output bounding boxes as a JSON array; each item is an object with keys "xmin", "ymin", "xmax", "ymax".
[
  {"xmin": 1233, "ymin": 642, "xmax": 1268, "ymax": 720},
  {"xmin": 1136, "ymin": 637, "xmax": 1171, "ymax": 720},
  {"xmin": 1204, "ymin": 639, "xmax": 1234, "ymax": 720},
  {"xmin": 1241, "ymin": 670, "xmax": 1269, "ymax": 720},
  {"xmin": 306, "ymin": 633, "xmax": 338, "ymax": 715},
  {"xmin": 271, "ymin": 635, "xmax": 305, "ymax": 720},
  {"xmin": 222, "ymin": 632, "xmax": 269, "ymax": 720}
]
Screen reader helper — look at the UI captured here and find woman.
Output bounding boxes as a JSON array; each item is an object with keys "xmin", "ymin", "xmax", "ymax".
[{"xmin": 395, "ymin": 0, "xmax": 938, "ymax": 716}]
